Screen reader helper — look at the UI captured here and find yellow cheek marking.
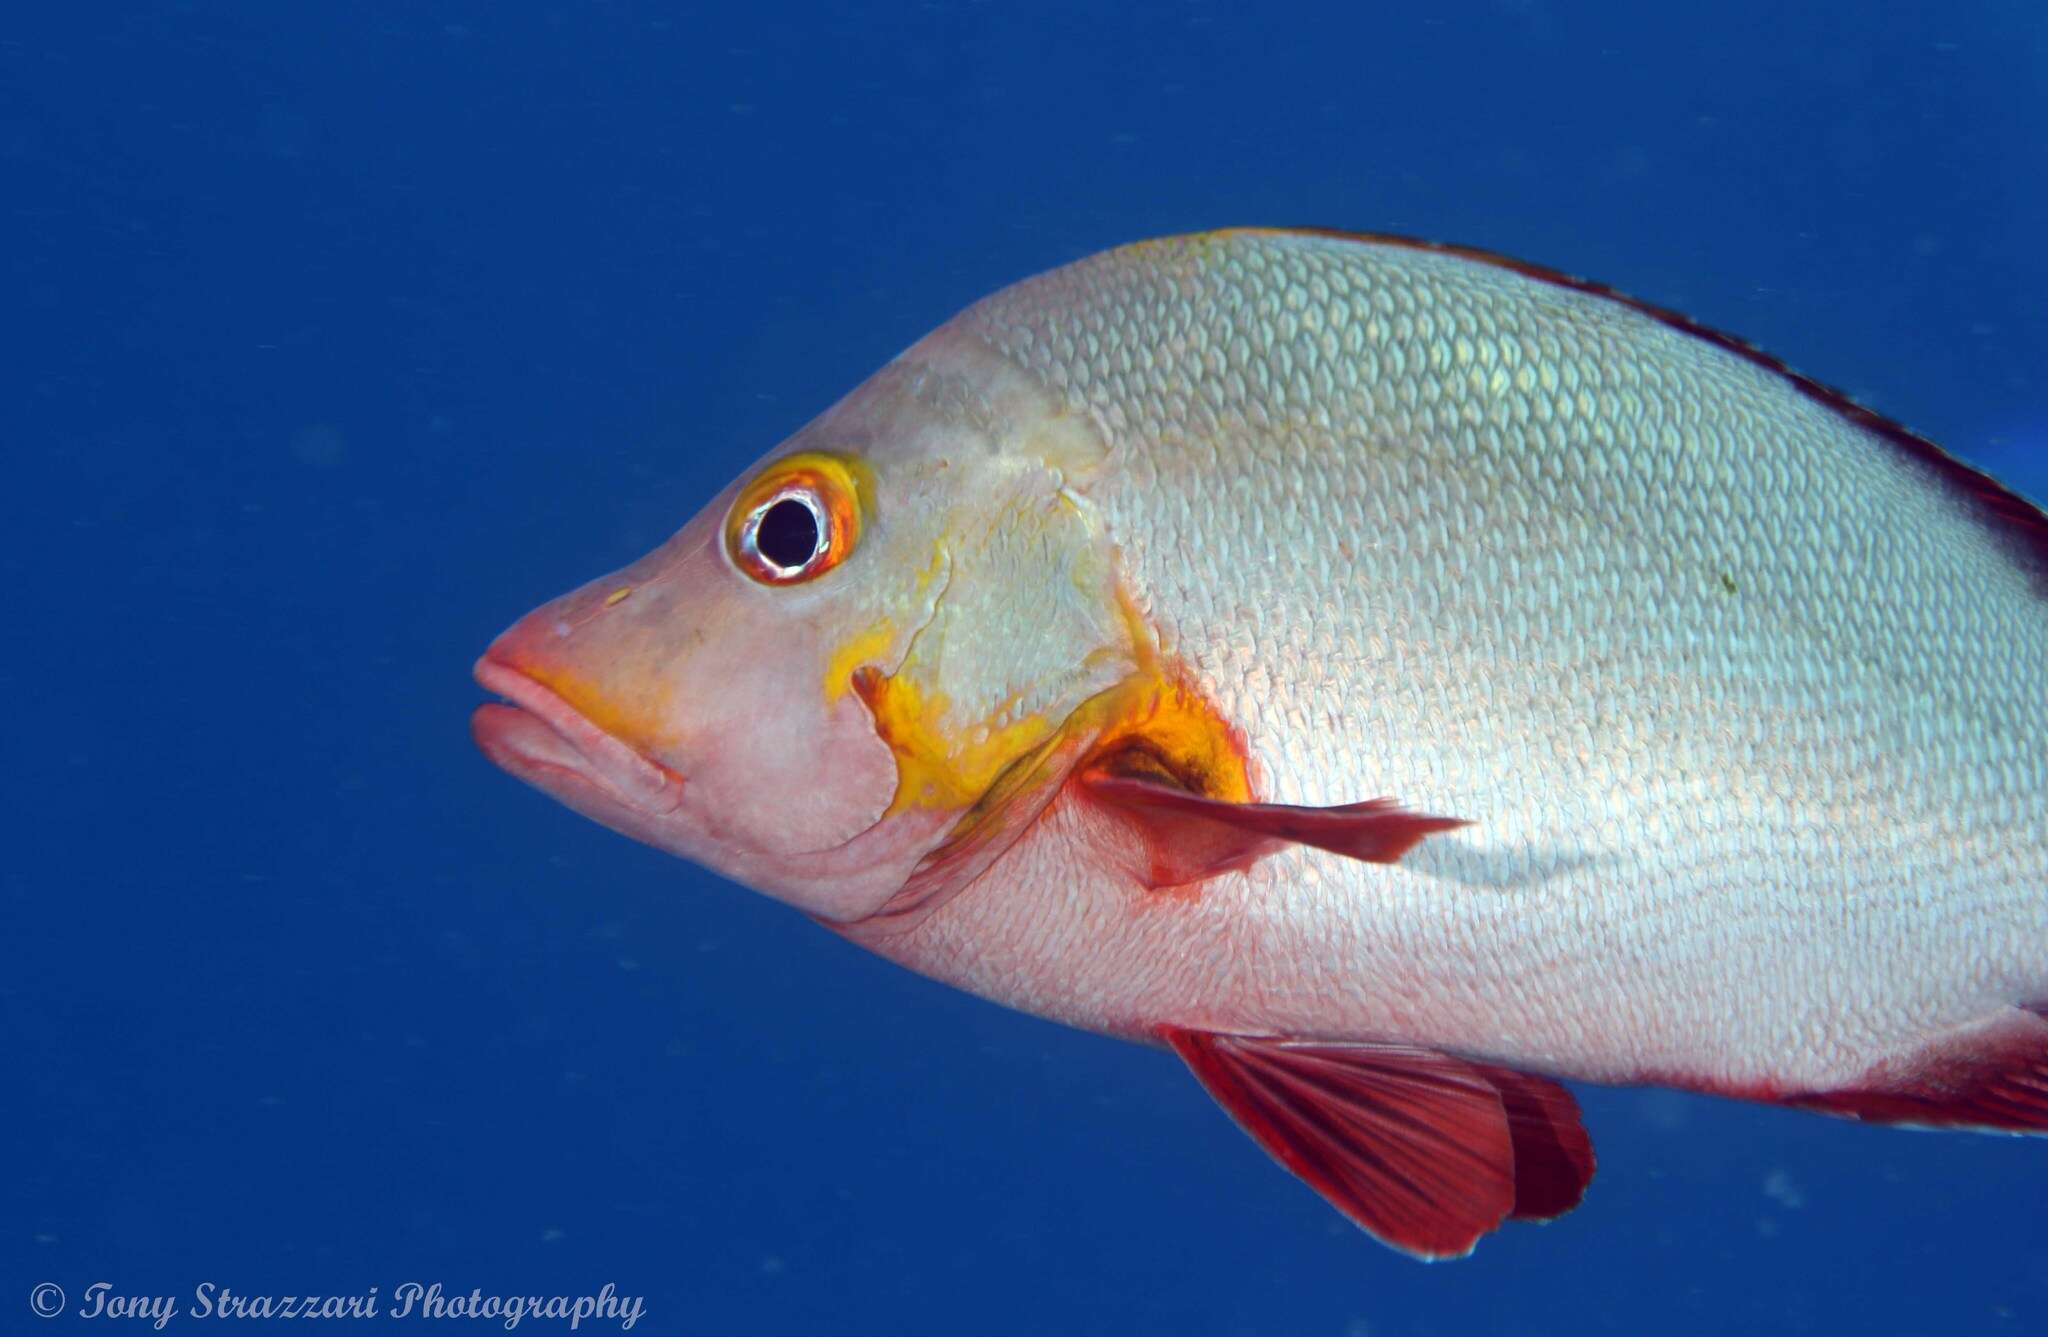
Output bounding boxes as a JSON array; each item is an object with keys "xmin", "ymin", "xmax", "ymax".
[
  {"xmin": 837, "ymin": 572, "xmax": 1250, "ymax": 819},
  {"xmin": 851, "ymin": 666, "xmax": 1056, "ymax": 813},
  {"xmin": 823, "ymin": 621, "xmax": 898, "ymax": 703},
  {"xmin": 603, "ymin": 586, "xmax": 633, "ymax": 607},
  {"xmin": 820, "ymin": 541, "xmax": 952, "ymax": 705}
]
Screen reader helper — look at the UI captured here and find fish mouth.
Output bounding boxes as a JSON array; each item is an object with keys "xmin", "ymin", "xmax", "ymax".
[{"xmin": 471, "ymin": 656, "xmax": 686, "ymax": 817}]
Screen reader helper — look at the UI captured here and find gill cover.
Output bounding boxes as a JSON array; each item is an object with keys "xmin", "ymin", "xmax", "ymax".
[{"xmin": 478, "ymin": 326, "xmax": 1145, "ymax": 924}]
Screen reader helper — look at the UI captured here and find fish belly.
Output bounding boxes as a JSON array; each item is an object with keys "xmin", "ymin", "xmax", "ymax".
[{"xmin": 895, "ymin": 230, "xmax": 2048, "ymax": 1092}]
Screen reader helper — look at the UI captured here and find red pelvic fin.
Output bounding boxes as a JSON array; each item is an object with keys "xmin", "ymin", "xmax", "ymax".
[
  {"xmin": 1471, "ymin": 1062, "xmax": 1598, "ymax": 1220},
  {"xmin": 1079, "ymin": 771, "xmax": 1467, "ymax": 890},
  {"xmin": 1162, "ymin": 1028, "xmax": 1595, "ymax": 1259},
  {"xmin": 1785, "ymin": 1009, "xmax": 2048, "ymax": 1133}
]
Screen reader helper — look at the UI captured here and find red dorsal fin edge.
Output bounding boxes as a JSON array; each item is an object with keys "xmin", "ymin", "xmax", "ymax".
[{"xmin": 1256, "ymin": 227, "xmax": 2048, "ymax": 586}]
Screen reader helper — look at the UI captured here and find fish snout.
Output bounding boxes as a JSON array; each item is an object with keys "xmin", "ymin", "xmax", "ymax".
[{"xmin": 471, "ymin": 590, "xmax": 689, "ymax": 819}]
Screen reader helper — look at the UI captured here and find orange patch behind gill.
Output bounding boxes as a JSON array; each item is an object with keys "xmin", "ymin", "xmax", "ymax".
[
  {"xmin": 1080, "ymin": 584, "xmax": 1257, "ymax": 804},
  {"xmin": 1081, "ymin": 676, "xmax": 1255, "ymax": 804}
]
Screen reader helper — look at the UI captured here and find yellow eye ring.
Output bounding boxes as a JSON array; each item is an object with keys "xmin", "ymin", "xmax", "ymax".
[{"xmin": 724, "ymin": 452, "xmax": 866, "ymax": 585}]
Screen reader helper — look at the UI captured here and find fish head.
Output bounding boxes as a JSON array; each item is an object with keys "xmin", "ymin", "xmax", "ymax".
[{"xmin": 472, "ymin": 330, "xmax": 1140, "ymax": 923}]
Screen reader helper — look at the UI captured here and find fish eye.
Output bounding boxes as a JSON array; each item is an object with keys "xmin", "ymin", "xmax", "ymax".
[
  {"xmin": 754, "ymin": 495, "xmax": 822, "ymax": 570},
  {"xmin": 738, "ymin": 488, "xmax": 827, "ymax": 580},
  {"xmin": 725, "ymin": 453, "xmax": 865, "ymax": 586}
]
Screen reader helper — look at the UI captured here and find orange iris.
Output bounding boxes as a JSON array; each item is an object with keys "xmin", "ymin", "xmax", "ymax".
[{"xmin": 723, "ymin": 452, "xmax": 867, "ymax": 585}]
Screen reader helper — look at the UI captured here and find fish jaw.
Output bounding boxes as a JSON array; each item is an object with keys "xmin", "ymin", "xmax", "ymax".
[
  {"xmin": 473, "ymin": 649, "xmax": 971, "ymax": 921},
  {"xmin": 471, "ymin": 655, "xmax": 686, "ymax": 829}
]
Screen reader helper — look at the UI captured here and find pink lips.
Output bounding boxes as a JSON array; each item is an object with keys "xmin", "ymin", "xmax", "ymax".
[{"xmin": 471, "ymin": 657, "xmax": 685, "ymax": 816}]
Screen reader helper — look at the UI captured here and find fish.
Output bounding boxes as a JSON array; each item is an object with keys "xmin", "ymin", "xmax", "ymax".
[{"xmin": 472, "ymin": 228, "xmax": 2048, "ymax": 1259}]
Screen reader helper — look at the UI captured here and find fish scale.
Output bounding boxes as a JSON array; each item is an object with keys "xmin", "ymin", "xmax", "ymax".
[{"xmin": 890, "ymin": 230, "xmax": 2048, "ymax": 1087}]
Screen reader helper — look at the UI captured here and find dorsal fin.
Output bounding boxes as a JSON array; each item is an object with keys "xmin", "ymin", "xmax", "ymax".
[{"xmin": 1239, "ymin": 227, "xmax": 2048, "ymax": 587}]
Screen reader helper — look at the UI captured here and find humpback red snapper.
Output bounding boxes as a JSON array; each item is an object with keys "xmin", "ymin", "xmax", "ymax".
[{"xmin": 474, "ymin": 229, "xmax": 2048, "ymax": 1257}]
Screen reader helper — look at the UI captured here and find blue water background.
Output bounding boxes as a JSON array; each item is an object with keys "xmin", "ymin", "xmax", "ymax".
[{"xmin": 7, "ymin": 3, "xmax": 2047, "ymax": 1333}]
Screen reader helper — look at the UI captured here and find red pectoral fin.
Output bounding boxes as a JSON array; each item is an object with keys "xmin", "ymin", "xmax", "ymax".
[
  {"xmin": 1163, "ymin": 1029, "xmax": 1595, "ymax": 1259},
  {"xmin": 1080, "ymin": 771, "xmax": 1467, "ymax": 889}
]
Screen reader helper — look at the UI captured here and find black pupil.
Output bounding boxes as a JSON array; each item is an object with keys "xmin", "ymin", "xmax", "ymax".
[{"xmin": 756, "ymin": 497, "xmax": 822, "ymax": 570}]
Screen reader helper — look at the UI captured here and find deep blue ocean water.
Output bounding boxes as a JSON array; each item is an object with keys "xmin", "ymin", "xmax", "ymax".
[{"xmin": 7, "ymin": 4, "xmax": 2047, "ymax": 1334}]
